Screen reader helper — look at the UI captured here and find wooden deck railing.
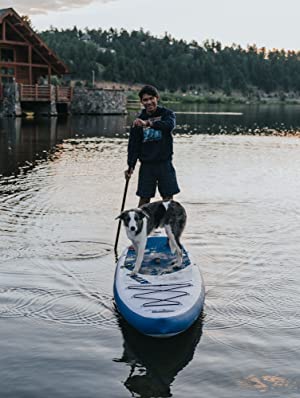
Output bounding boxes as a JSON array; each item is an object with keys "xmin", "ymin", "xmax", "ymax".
[
  {"xmin": 20, "ymin": 84, "xmax": 51, "ymax": 101},
  {"xmin": 19, "ymin": 84, "xmax": 73, "ymax": 103},
  {"xmin": 56, "ymin": 86, "xmax": 73, "ymax": 102}
]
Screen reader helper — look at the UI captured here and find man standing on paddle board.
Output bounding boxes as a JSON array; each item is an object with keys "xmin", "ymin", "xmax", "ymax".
[{"xmin": 125, "ymin": 85, "xmax": 180, "ymax": 207}]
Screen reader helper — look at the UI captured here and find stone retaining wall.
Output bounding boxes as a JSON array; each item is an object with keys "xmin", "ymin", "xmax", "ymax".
[
  {"xmin": 70, "ymin": 87, "xmax": 127, "ymax": 115},
  {"xmin": 0, "ymin": 83, "xmax": 22, "ymax": 117}
]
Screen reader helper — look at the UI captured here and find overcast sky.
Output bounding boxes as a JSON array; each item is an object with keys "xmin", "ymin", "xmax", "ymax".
[{"xmin": 3, "ymin": 0, "xmax": 300, "ymax": 50}]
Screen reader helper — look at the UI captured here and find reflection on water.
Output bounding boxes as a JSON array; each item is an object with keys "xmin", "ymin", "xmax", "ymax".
[
  {"xmin": 2, "ymin": 103, "xmax": 300, "ymax": 177},
  {"xmin": 1, "ymin": 105, "xmax": 300, "ymax": 397},
  {"xmin": 115, "ymin": 315, "xmax": 203, "ymax": 398},
  {"xmin": 172, "ymin": 103, "xmax": 300, "ymax": 135},
  {"xmin": 0, "ymin": 115, "xmax": 127, "ymax": 176}
]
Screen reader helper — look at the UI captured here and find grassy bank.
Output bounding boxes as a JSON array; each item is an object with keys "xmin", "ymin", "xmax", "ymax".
[
  {"xmin": 126, "ymin": 89, "xmax": 300, "ymax": 106},
  {"xmin": 72, "ymin": 80, "xmax": 300, "ymax": 106}
]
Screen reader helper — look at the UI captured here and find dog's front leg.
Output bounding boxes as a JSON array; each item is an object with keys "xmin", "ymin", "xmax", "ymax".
[
  {"xmin": 176, "ymin": 248, "xmax": 183, "ymax": 266},
  {"xmin": 131, "ymin": 240, "xmax": 146, "ymax": 276}
]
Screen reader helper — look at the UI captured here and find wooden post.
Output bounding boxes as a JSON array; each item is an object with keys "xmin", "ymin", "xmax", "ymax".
[
  {"xmin": 35, "ymin": 84, "xmax": 38, "ymax": 100},
  {"xmin": 48, "ymin": 65, "xmax": 51, "ymax": 85},
  {"xmin": 29, "ymin": 46, "xmax": 32, "ymax": 85},
  {"xmin": 3, "ymin": 21, "xmax": 6, "ymax": 40}
]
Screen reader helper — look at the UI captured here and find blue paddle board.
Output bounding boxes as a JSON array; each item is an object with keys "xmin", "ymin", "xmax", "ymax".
[{"xmin": 114, "ymin": 235, "xmax": 205, "ymax": 337}]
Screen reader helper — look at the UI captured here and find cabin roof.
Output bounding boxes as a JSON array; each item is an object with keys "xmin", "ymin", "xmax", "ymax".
[
  {"xmin": 0, "ymin": 8, "xmax": 69, "ymax": 75},
  {"xmin": 0, "ymin": 8, "xmax": 10, "ymax": 17}
]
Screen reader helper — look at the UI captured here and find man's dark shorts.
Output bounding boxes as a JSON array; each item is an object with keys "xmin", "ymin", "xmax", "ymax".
[{"xmin": 137, "ymin": 160, "xmax": 180, "ymax": 198}]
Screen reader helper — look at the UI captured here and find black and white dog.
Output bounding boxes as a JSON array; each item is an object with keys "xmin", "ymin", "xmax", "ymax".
[{"xmin": 116, "ymin": 200, "xmax": 187, "ymax": 275}]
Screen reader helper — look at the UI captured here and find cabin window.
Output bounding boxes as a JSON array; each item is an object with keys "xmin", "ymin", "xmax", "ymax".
[
  {"xmin": 1, "ymin": 48, "xmax": 14, "ymax": 62},
  {"xmin": 0, "ymin": 66, "xmax": 15, "ymax": 83},
  {"xmin": 1, "ymin": 76, "xmax": 14, "ymax": 83},
  {"xmin": 1, "ymin": 67, "xmax": 15, "ymax": 75}
]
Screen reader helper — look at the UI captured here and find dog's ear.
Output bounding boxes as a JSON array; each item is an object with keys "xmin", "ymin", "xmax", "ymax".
[{"xmin": 115, "ymin": 211, "xmax": 125, "ymax": 220}]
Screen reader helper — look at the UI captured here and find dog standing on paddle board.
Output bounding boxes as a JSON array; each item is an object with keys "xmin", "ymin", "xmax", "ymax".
[{"xmin": 116, "ymin": 200, "xmax": 186, "ymax": 275}]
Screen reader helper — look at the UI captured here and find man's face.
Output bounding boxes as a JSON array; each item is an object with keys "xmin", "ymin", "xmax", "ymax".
[{"xmin": 141, "ymin": 94, "xmax": 158, "ymax": 114}]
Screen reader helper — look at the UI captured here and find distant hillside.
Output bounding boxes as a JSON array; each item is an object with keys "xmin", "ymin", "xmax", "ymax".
[{"xmin": 40, "ymin": 28, "xmax": 300, "ymax": 94}]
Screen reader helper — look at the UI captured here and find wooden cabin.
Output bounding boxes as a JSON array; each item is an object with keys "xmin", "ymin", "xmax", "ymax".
[{"xmin": 0, "ymin": 8, "xmax": 72, "ymax": 105}]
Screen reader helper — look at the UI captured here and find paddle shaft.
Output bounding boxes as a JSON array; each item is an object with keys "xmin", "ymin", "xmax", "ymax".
[{"xmin": 114, "ymin": 174, "xmax": 130, "ymax": 254}]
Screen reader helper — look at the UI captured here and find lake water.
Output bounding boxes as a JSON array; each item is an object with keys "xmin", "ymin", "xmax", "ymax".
[{"xmin": 1, "ymin": 104, "xmax": 300, "ymax": 397}]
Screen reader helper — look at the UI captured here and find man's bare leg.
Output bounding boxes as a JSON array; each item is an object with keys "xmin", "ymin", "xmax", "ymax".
[
  {"xmin": 138, "ymin": 196, "xmax": 173, "ymax": 207},
  {"xmin": 138, "ymin": 197, "xmax": 151, "ymax": 207}
]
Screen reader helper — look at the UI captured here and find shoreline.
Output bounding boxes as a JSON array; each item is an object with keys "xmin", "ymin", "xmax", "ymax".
[
  {"xmin": 126, "ymin": 89, "xmax": 300, "ymax": 106},
  {"xmin": 75, "ymin": 81, "xmax": 300, "ymax": 106}
]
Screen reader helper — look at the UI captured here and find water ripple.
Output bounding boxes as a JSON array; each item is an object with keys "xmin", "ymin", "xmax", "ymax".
[
  {"xmin": 43, "ymin": 240, "xmax": 112, "ymax": 261},
  {"xmin": 0, "ymin": 287, "xmax": 117, "ymax": 328}
]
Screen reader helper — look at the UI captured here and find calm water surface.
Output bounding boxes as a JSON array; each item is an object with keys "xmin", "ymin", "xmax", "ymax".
[{"xmin": 1, "ymin": 104, "xmax": 300, "ymax": 397}]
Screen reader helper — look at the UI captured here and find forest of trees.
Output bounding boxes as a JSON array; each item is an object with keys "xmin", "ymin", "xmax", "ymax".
[{"xmin": 40, "ymin": 27, "xmax": 300, "ymax": 94}]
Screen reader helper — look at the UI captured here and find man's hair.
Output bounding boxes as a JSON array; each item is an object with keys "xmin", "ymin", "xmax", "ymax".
[{"xmin": 138, "ymin": 85, "xmax": 159, "ymax": 100}]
